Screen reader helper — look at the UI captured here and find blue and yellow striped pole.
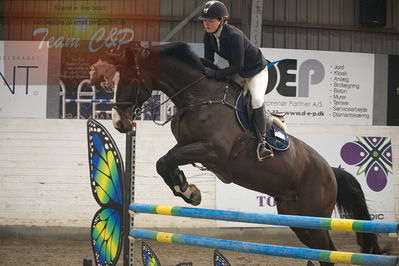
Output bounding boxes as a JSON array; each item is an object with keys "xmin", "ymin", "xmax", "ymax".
[
  {"xmin": 130, "ymin": 229, "xmax": 398, "ymax": 265},
  {"xmin": 130, "ymin": 203, "xmax": 399, "ymax": 234}
]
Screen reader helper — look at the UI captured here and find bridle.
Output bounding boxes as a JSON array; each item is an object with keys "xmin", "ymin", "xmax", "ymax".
[
  {"xmin": 112, "ymin": 63, "xmax": 153, "ymax": 118},
  {"xmin": 111, "ymin": 47, "xmax": 207, "ymax": 125},
  {"xmin": 111, "ymin": 46, "xmax": 153, "ymax": 120},
  {"xmin": 113, "ymin": 64, "xmax": 207, "ymax": 125}
]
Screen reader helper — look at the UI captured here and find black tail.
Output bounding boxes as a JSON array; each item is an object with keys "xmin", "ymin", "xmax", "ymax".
[{"xmin": 332, "ymin": 167, "xmax": 389, "ymax": 254}]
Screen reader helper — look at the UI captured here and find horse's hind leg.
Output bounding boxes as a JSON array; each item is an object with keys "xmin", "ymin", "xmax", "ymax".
[
  {"xmin": 156, "ymin": 142, "xmax": 219, "ymax": 206},
  {"xmin": 277, "ymin": 193, "xmax": 337, "ymax": 265},
  {"xmin": 156, "ymin": 154, "xmax": 202, "ymax": 206},
  {"xmin": 290, "ymin": 227, "xmax": 336, "ymax": 266}
]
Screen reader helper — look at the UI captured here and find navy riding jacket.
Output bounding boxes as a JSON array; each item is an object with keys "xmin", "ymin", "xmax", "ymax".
[{"xmin": 203, "ymin": 23, "xmax": 267, "ymax": 78}]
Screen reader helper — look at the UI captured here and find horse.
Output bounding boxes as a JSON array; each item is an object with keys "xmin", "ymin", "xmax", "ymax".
[
  {"xmin": 89, "ymin": 58, "xmax": 118, "ymax": 93},
  {"xmin": 89, "ymin": 42, "xmax": 386, "ymax": 265}
]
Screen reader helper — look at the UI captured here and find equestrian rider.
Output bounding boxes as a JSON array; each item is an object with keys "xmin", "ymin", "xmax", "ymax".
[{"xmin": 199, "ymin": 0, "xmax": 273, "ymax": 160}]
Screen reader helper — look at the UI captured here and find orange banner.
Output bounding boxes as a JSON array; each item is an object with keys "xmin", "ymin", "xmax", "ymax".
[{"xmin": 3, "ymin": 1, "xmax": 160, "ymax": 46}]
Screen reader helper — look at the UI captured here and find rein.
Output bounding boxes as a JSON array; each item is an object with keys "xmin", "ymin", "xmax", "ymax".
[
  {"xmin": 144, "ymin": 75, "xmax": 207, "ymax": 125},
  {"xmin": 176, "ymin": 82, "xmax": 237, "ymax": 116},
  {"xmin": 146, "ymin": 77, "xmax": 240, "ymax": 127},
  {"xmin": 114, "ymin": 73, "xmax": 207, "ymax": 126}
]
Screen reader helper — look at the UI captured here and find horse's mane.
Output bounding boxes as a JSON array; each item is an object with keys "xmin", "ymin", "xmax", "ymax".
[{"xmin": 159, "ymin": 42, "xmax": 219, "ymax": 72}]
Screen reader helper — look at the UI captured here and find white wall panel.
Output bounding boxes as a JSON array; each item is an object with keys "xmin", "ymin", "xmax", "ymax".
[
  {"xmin": 0, "ymin": 119, "xmax": 398, "ymax": 228},
  {"xmin": 0, "ymin": 118, "xmax": 126, "ymax": 227}
]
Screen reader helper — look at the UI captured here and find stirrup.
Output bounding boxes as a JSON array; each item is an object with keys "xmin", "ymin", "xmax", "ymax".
[{"xmin": 256, "ymin": 142, "xmax": 274, "ymax": 161}]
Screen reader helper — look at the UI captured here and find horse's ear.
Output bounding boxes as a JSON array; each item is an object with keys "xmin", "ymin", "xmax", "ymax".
[{"xmin": 125, "ymin": 48, "xmax": 135, "ymax": 61}]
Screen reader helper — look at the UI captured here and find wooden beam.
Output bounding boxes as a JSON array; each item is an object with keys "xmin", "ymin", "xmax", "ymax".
[
  {"xmin": 250, "ymin": 0, "xmax": 263, "ymax": 47},
  {"xmin": 161, "ymin": 4, "xmax": 204, "ymax": 42},
  {"xmin": 241, "ymin": 0, "xmax": 252, "ymax": 37},
  {"xmin": 2, "ymin": 13, "xmax": 399, "ymax": 35}
]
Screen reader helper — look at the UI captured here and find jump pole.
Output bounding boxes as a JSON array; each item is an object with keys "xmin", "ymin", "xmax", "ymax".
[
  {"xmin": 130, "ymin": 203, "xmax": 399, "ymax": 235},
  {"xmin": 129, "ymin": 229, "xmax": 398, "ymax": 266}
]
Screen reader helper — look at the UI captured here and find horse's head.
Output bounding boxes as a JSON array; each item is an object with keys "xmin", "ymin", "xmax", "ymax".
[
  {"xmin": 89, "ymin": 58, "xmax": 118, "ymax": 91},
  {"xmin": 110, "ymin": 46, "xmax": 154, "ymax": 133}
]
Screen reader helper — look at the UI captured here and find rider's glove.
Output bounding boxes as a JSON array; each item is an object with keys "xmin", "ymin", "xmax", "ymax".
[{"xmin": 203, "ymin": 67, "xmax": 225, "ymax": 81}]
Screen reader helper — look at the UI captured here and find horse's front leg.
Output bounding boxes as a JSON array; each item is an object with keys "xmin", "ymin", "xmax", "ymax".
[{"xmin": 156, "ymin": 142, "xmax": 218, "ymax": 206}]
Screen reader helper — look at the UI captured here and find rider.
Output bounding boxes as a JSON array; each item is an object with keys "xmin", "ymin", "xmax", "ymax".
[{"xmin": 199, "ymin": 0, "xmax": 273, "ymax": 160}]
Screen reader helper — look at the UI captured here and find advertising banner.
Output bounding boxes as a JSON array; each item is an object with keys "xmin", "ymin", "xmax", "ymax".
[
  {"xmin": 3, "ymin": 0, "xmax": 160, "ymax": 119},
  {"xmin": 260, "ymin": 48, "xmax": 375, "ymax": 125},
  {"xmin": 216, "ymin": 135, "xmax": 394, "ymax": 227},
  {"xmin": 0, "ymin": 41, "xmax": 49, "ymax": 118}
]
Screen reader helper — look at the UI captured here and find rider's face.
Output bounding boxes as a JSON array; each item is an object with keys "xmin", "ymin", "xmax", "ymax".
[{"xmin": 203, "ymin": 19, "xmax": 221, "ymax": 33}]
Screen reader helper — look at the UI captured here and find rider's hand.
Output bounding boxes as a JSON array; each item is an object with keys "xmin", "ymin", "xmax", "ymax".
[{"xmin": 204, "ymin": 67, "xmax": 225, "ymax": 81}]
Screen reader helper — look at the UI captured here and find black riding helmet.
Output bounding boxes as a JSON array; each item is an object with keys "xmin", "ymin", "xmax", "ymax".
[{"xmin": 198, "ymin": 1, "xmax": 229, "ymax": 20}]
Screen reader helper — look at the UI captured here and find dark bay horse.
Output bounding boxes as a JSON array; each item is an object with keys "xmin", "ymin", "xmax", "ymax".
[{"xmin": 90, "ymin": 42, "xmax": 385, "ymax": 265}]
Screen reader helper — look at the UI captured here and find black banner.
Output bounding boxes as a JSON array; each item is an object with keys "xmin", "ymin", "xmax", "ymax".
[{"xmin": 387, "ymin": 55, "xmax": 399, "ymax": 126}]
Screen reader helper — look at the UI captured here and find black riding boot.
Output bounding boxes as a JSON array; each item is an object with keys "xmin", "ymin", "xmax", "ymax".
[{"xmin": 253, "ymin": 106, "xmax": 273, "ymax": 161}]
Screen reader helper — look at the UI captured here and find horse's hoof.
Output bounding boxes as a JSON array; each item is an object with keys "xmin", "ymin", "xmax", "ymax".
[
  {"xmin": 174, "ymin": 184, "xmax": 202, "ymax": 206},
  {"xmin": 187, "ymin": 184, "xmax": 202, "ymax": 206}
]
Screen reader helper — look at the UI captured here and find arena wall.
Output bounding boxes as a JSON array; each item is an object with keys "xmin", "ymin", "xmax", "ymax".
[{"xmin": 0, "ymin": 118, "xmax": 398, "ymax": 229}]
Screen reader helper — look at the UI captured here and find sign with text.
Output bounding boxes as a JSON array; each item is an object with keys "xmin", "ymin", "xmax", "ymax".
[
  {"xmin": 0, "ymin": 41, "xmax": 49, "ymax": 118},
  {"xmin": 260, "ymin": 48, "xmax": 374, "ymax": 125},
  {"xmin": 216, "ymin": 135, "xmax": 394, "ymax": 227},
  {"xmin": 3, "ymin": 1, "xmax": 160, "ymax": 119},
  {"xmin": 4, "ymin": 1, "xmax": 160, "ymax": 45}
]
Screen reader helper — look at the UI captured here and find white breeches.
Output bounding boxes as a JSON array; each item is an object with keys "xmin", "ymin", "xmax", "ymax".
[
  {"xmin": 246, "ymin": 67, "xmax": 268, "ymax": 109},
  {"xmin": 232, "ymin": 67, "xmax": 269, "ymax": 109}
]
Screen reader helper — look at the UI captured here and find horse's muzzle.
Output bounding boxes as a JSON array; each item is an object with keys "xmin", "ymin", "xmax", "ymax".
[{"xmin": 112, "ymin": 106, "xmax": 137, "ymax": 134}]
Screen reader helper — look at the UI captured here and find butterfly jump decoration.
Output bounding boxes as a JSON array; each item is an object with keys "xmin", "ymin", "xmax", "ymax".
[
  {"xmin": 87, "ymin": 119, "xmax": 125, "ymax": 266},
  {"xmin": 142, "ymin": 242, "xmax": 230, "ymax": 266}
]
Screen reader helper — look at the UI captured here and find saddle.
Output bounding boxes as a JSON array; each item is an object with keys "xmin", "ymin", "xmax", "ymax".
[{"xmin": 235, "ymin": 91, "xmax": 290, "ymax": 151}]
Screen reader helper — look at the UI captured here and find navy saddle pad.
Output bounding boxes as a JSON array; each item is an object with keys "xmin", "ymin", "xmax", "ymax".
[{"xmin": 235, "ymin": 91, "xmax": 290, "ymax": 151}]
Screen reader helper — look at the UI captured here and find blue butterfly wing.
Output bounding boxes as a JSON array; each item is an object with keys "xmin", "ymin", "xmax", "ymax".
[
  {"xmin": 87, "ymin": 119, "xmax": 124, "ymax": 206},
  {"xmin": 214, "ymin": 250, "xmax": 231, "ymax": 266},
  {"xmin": 91, "ymin": 208, "xmax": 123, "ymax": 266},
  {"xmin": 142, "ymin": 242, "xmax": 161, "ymax": 266},
  {"xmin": 87, "ymin": 119, "xmax": 125, "ymax": 266}
]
